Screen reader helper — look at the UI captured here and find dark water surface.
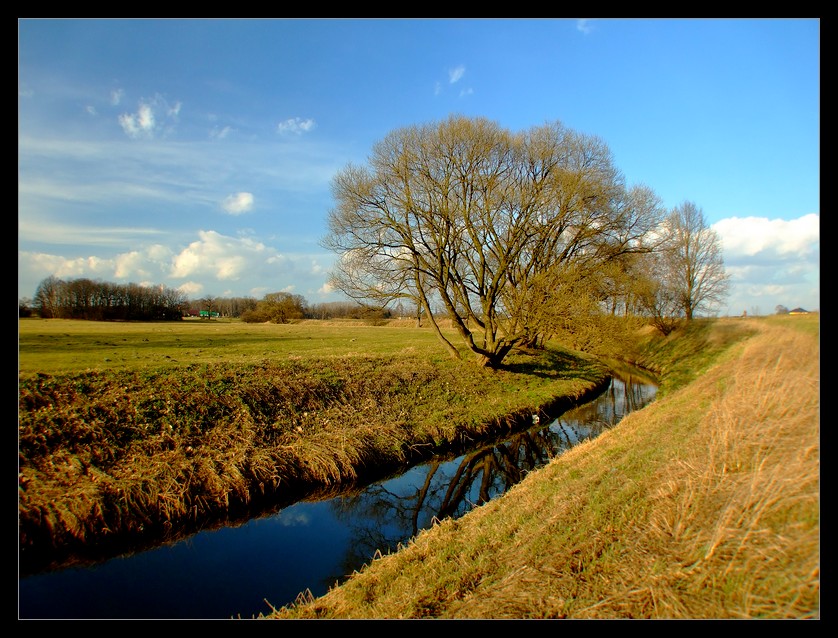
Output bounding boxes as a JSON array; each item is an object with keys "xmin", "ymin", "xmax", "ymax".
[{"xmin": 18, "ymin": 373, "xmax": 656, "ymax": 620}]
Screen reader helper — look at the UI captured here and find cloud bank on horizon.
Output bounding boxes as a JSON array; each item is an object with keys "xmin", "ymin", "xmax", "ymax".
[
  {"xmin": 18, "ymin": 18, "xmax": 819, "ymax": 316},
  {"xmin": 18, "ymin": 210, "xmax": 819, "ymax": 316}
]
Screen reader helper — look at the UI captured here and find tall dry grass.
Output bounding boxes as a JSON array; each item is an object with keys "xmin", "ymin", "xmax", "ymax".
[{"xmin": 636, "ymin": 326, "xmax": 820, "ymax": 618}]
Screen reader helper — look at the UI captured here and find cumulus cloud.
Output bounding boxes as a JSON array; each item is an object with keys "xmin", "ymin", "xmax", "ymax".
[
  {"xmin": 222, "ymin": 192, "xmax": 255, "ymax": 215},
  {"xmin": 713, "ymin": 214, "xmax": 819, "ymax": 262},
  {"xmin": 118, "ymin": 94, "xmax": 181, "ymax": 139},
  {"xmin": 176, "ymin": 280, "xmax": 205, "ymax": 297},
  {"xmin": 119, "ymin": 103, "xmax": 155, "ymax": 138},
  {"xmin": 113, "ymin": 250, "xmax": 152, "ymax": 279},
  {"xmin": 20, "ymin": 233, "xmax": 270, "ymax": 293},
  {"xmin": 170, "ymin": 230, "xmax": 276, "ymax": 281},
  {"xmin": 712, "ymin": 214, "xmax": 819, "ymax": 315},
  {"xmin": 19, "ymin": 247, "xmax": 168, "ymax": 298},
  {"xmin": 277, "ymin": 117, "xmax": 316, "ymax": 135},
  {"xmin": 20, "ymin": 253, "xmax": 114, "ymax": 282},
  {"xmin": 448, "ymin": 65, "xmax": 465, "ymax": 84}
]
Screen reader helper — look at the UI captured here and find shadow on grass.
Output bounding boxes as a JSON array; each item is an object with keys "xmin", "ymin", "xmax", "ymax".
[{"xmin": 501, "ymin": 347, "xmax": 606, "ymax": 383}]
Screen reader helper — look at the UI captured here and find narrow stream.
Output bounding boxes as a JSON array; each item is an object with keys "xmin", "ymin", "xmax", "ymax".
[{"xmin": 18, "ymin": 372, "xmax": 656, "ymax": 620}]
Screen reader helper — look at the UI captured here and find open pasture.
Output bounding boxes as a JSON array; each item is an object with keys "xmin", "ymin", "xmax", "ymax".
[{"xmin": 18, "ymin": 318, "xmax": 461, "ymax": 375}]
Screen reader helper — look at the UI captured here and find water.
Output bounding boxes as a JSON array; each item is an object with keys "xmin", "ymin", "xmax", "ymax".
[{"xmin": 18, "ymin": 374, "xmax": 656, "ymax": 619}]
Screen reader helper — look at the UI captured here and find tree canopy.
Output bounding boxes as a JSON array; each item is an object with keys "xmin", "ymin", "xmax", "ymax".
[{"xmin": 322, "ymin": 115, "xmax": 665, "ymax": 367}]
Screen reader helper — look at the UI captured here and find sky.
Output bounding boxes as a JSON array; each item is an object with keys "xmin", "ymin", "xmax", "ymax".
[{"xmin": 18, "ymin": 18, "xmax": 820, "ymax": 317}]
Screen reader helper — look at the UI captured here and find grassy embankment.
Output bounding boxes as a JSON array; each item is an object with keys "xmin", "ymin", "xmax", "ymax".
[
  {"xmin": 264, "ymin": 314, "xmax": 820, "ymax": 619},
  {"xmin": 19, "ymin": 317, "xmax": 613, "ymax": 575}
]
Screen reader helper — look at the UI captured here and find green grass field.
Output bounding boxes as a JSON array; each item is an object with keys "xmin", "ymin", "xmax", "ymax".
[{"xmin": 18, "ymin": 317, "xmax": 464, "ymax": 375}]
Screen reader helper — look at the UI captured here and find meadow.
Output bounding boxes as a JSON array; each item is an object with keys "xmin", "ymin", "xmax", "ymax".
[
  {"xmin": 18, "ymin": 317, "xmax": 463, "ymax": 375},
  {"xmin": 18, "ymin": 316, "xmax": 612, "ymax": 575}
]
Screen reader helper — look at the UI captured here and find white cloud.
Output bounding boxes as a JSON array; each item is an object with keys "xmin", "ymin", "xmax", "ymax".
[
  {"xmin": 18, "ymin": 229, "xmax": 314, "ymax": 300},
  {"xmin": 114, "ymin": 247, "xmax": 175, "ymax": 279},
  {"xmin": 169, "ymin": 230, "xmax": 274, "ymax": 281},
  {"xmin": 277, "ymin": 117, "xmax": 316, "ymax": 135},
  {"xmin": 118, "ymin": 94, "xmax": 180, "ymax": 139},
  {"xmin": 712, "ymin": 214, "xmax": 819, "ymax": 315},
  {"xmin": 222, "ymin": 192, "xmax": 255, "ymax": 215},
  {"xmin": 119, "ymin": 103, "xmax": 155, "ymax": 138},
  {"xmin": 448, "ymin": 65, "xmax": 465, "ymax": 84},
  {"xmin": 713, "ymin": 214, "xmax": 819, "ymax": 260},
  {"xmin": 176, "ymin": 281, "xmax": 205, "ymax": 297},
  {"xmin": 576, "ymin": 19, "xmax": 593, "ymax": 35},
  {"xmin": 20, "ymin": 253, "xmax": 113, "ymax": 282},
  {"xmin": 110, "ymin": 89, "xmax": 124, "ymax": 106},
  {"xmin": 18, "ymin": 244, "xmax": 181, "ymax": 296},
  {"xmin": 459, "ymin": 88, "xmax": 474, "ymax": 97}
]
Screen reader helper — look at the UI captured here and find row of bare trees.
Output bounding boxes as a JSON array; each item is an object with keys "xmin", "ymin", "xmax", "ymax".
[
  {"xmin": 21, "ymin": 280, "xmax": 399, "ymax": 323},
  {"xmin": 30, "ymin": 276, "xmax": 187, "ymax": 321}
]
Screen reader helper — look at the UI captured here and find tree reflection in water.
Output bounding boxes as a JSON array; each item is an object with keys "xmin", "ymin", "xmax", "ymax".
[{"xmin": 329, "ymin": 374, "xmax": 657, "ymax": 580}]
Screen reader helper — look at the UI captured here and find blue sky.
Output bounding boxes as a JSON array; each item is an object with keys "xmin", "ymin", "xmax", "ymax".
[{"xmin": 18, "ymin": 18, "xmax": 820, "ymax": 316}]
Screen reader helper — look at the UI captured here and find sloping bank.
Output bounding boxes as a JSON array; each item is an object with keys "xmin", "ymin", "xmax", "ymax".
[
  {"xmin": 19, "ymin": 344, "xmax": 612, "ymax": 576},
  {"xmin": 266, "ymin": 317, "xmax": 819, "ymax": 620}
]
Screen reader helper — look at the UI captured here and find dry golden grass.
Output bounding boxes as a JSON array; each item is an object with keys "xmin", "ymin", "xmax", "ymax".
[{"xmin": 267, "ymin": 317, "xmax": 819, "ymax": 619}]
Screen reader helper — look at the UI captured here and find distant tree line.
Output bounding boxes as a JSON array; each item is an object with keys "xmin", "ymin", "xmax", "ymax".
[
  {"xmin": 239, "ymin": 294, "xmax": 398, "ymax": 324},
  {"xmin": 20, "ymin": 276, "xmax": 404, "ymax": 324},
  {"xmin": 28, "ymin": 276, "xmax": 187, "ymax": 321}
]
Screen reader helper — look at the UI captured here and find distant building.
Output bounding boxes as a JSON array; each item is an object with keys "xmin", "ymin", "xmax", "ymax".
[{"xmin": 789, "ymin": 308, "xmax": 810, "ymax": 315}]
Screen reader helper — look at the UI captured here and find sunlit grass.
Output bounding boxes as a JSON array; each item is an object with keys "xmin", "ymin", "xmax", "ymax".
[
  {"xmin": 18, "ymin": 316, "xmax": 612, "ymax": 575},
  {"xmin": 267, "ymin": 316, "xmax": 819, "ymax": 620},
  {"xmin": 18, "ymin": 317, "xmax": 463, "ymax": 375},
  {"xmin": 760, "ymin": 312, "xmax": 820, "ymax": 339}
]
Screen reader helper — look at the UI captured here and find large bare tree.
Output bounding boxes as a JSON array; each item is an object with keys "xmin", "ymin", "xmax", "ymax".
[{"xmin": 322, "ymin": 115, "xmax": 663, "ymax": 367}]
